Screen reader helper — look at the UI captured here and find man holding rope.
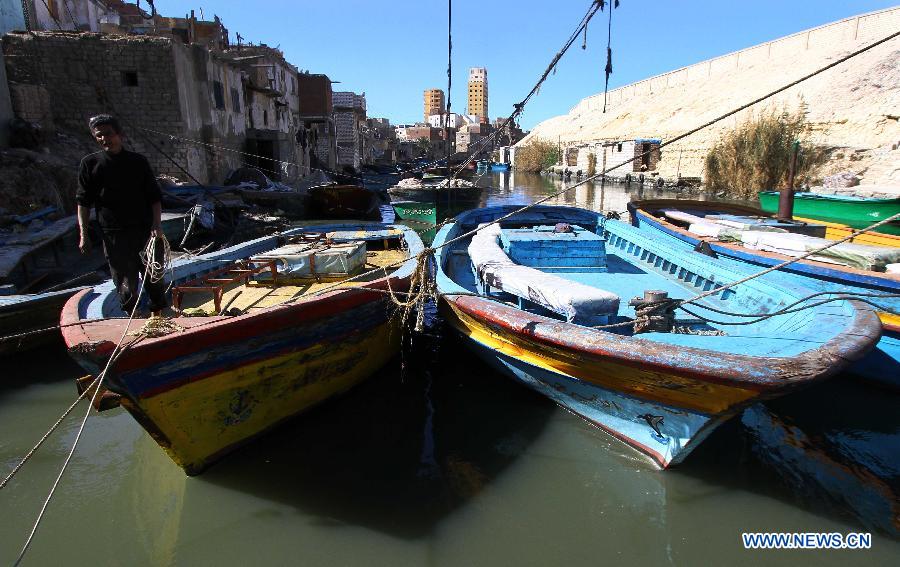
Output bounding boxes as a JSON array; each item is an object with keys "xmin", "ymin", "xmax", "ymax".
[{"xmin": 76, "ymin": 114, "xmax": 168, "ymax": 317}]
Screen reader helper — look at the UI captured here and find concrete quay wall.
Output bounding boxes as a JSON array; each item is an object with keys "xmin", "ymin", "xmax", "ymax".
[{"xmin": 520, "ymin": 7, "xmax": 900, "ymax": 186}]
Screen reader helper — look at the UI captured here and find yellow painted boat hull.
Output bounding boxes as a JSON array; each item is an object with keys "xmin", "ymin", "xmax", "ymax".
[
  {"xmin": 123, "ymin": 315, "xmax": 400, "ymax": 475},
  {"xmin": 792, "ymin": 216, "xmax": 900, "ymax": 248}
]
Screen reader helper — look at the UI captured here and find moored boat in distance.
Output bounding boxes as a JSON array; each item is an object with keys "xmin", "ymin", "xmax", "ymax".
[
  {"xmin": 629, "ymin": 199, "xmax": 900, "ymax": 389},
  {"xmin": 759, "ymin": 191, "xmax": 900, "ymax": 236},
  {"xmin": 433, "ymin": 205, "xmax": 881, "ymax": 468},
  {"xmin": 308, "ymin": 184, "xmax": 383, "ymax": 220},
  {"xmin": 61, "ymin": 221, "xmax": 424, "ymax": 474},
  {"xmin": 388, "ymin": 178, "xmax": 486, "ymax": 227}
]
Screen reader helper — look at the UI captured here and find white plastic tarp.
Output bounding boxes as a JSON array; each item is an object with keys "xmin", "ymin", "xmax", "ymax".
[
  {"xmin": 468, "ymin": 223, "xmax": 619, "ymax": 325},
  {"xmin": 739, "ymin": 231, "xmax": 900, "ymax": 271},
  {"xmin": 254, "ymin": 241, "xmax": 366, "ymax": 277}
]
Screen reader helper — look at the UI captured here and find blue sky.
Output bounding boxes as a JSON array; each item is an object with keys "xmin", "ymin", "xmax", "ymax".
[{"xmin": 156, "ymin": 1, "xmax": 898, "ymax": 130}]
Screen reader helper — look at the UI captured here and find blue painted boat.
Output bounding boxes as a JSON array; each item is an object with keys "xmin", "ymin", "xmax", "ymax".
[
  {"xmin": 629, "ymin": 199, "xmax": 900, "ymax": 390},
  {"xmin": 0, "ymin": 287, "xmax": 92, "ymax": 356},
  {"xmin": 433, "ymin": 205, "xmax": 881, "ymax": 468},
  {"xmin": 490, "ymin": 162, "xmax": 510, "ymax": 172}
]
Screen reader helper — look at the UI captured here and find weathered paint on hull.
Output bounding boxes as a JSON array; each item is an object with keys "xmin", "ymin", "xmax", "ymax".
[
  {"xmin": 466, "ymin": 333, "xmax": 726, "ymax": 467},
  {"xmin": 441, "ymin": 301, "xmax": 754, "ymax": 468},
  {"xmin": 630, "ymin": 205, "xmax": 900, "ymax": 388},
  {"xmin": 123, "ymin": 316, "xmax": 400, "ymax": 475},
  {"xmin": 392, "ymin": 201, "xmax": 440, "ymax": 224},
  {"xmin": 391, "ymin": 198, "xmax": 480, "ymax": 225},
  {"xmin": 103, "ymin": 302, "xmax": 400, "ymax": 474}
]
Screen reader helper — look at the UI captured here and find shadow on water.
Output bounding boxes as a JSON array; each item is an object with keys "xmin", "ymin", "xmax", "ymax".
[
  {"xmin": 200, "ymin": 312, "xmax": 556, "ymax": 539},
  {"xmin": 675, "ymin": 376, "xmax": 900, "ymax": 538},
  {"xmin": 0, "ymin": 341, "xmax": 85, "ymax": 395}
]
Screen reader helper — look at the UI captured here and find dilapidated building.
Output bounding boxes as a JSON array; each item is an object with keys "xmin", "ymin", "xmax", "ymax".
[
  {"xmin": 2, "ymin": 30, "xmax": 246, "ymax": 184},
  {"xmin": 297, "ymin": 72, "xmax": 336, "ymax": 172},
  {"xmin": 555, "ymin": 138, "xmax": 662, "ymax": 176},
  {"xmin": 223, "ymin": 44, "xmax": 308, "ymax": 181}
]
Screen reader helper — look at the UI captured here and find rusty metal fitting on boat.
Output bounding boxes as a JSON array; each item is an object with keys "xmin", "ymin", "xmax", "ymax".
[{"xmin": 629, "ymin": 290, "xmax": 677, "ymax": 333}]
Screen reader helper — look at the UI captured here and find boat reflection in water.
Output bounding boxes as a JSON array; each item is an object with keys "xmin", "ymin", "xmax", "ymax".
[{"xmin": 740, "ymin": 379, "xmax": 900, "ymax": 538}]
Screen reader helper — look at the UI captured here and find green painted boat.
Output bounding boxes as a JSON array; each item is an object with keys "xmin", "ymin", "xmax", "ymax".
[
  {"xmin": 759, "ymin": 191, "xmax": 900, "ymax": 236},
  {"xmin": 390, "ymin": 186, "xmax": 485, "ymax": 244}
]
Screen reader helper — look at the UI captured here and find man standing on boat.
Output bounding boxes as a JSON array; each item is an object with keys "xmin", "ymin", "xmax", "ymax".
[{"xmin": 76, "ymin": 114, "xmax": 168, "ymax": 317}]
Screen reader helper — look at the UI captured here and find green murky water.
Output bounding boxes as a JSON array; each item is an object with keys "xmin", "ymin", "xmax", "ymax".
[{"xmin": 2, "ymin": 173, "xmax": 898, "ymax": 565}]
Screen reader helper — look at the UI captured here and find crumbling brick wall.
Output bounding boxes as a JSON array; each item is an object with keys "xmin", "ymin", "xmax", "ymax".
[
  {"xmin": 2, "ymin": 31, "xmax": 203, "ymax": 182},
  {"xmin": 8, "ymin": 83, "xmax": 52, "ymax": 131}
]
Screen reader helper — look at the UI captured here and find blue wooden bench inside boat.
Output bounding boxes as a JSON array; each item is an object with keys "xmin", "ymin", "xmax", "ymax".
[
  {"xmin": 468, "ymin": 222, "xmax": 619, "ymax": 326},
  {"xmin": 500, "ymin": 225, "xmax": 608, "ymax": 272}
]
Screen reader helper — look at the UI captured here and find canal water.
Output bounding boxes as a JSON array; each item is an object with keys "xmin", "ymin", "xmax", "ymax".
[{"xmin": 2, "ymin": 172, "xmax": 899, "ymax": 565}]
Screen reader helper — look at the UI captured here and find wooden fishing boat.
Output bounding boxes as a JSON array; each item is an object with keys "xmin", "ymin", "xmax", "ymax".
[
  {"xmin": 0, "ymin": 214, "xmax": 107, "ymax": 355},
  {"xmin": 629, "ymin": 199, "xmax": 900, "ymax": 389},
  {"xmin": 0, "ymin": 287, "xmax": 92, "ymax": 356},
  {"xmin": 490, "ymin": 162, "xmax": 510, "ymax": 172},
  {"xmin": 308, "ymin": 184, "xmax": 383, "ymax": 220},
  {"xmin": 389, "ymin": 181, "xmax": 485, "ymax": 227},
  {"xmin": 425, "ymin": 167, "xmax": 475, "ymax": 180},
  {"xmin": 433, "ymin": 205, "xmax": 881, "ymax": 468},
  {"xmin": 790, "ymin": 216, "xmax": 900, "ymax": 248},
  {"xmin": 61, "ymin": 221, "xmax": 424, "ymax": 474},
  {"xmin": 759, "ymin": 191, "xmax": 900, "ymax": 236},
  {"xmin": 239, "ymin": 188, "xmax": 309, "ymax": 218}
]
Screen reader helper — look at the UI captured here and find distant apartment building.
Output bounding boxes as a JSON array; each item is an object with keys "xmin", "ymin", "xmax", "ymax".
[
  {"xmin": 334, "ymin": 91, "xmax": 366, "ymax": 170},
  {"xmin": 423, "ymin": 88, "xmax": 444, "ymax": 122},
  {"xmin": 467, "ymin": 67, "xmax": 488, "ymax": 121},
  {"xmin": 404, "ymin": 125, "xmax": 440, "ymax": 144}
]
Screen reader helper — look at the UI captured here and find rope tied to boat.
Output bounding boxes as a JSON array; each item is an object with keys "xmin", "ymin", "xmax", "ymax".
[
  {"xmin": 129, "ymin": 315, "xmax": 185, "ymax": 338},
  {"xmin": 630, "ymin": 296, "xmax": 678, "ymax": 334},
  {"xmin": 6, "ymin": 231, "xmax": 175, "ymax": 565},
  {"xmin": 387, "ymin": 248, "xmax": 437, "ymax": 333}
]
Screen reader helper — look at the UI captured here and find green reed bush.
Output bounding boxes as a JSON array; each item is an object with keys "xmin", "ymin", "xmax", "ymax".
[
  {"xmin": 704, "ymin": 107, "xmax": 827, "ymax": 198},
  {"xmin": 514, "ymin": 138, "xmax": 560, "ymax": 172}
]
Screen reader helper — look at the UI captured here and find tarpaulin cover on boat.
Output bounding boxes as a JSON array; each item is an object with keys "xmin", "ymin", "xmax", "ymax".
[
  {"xmin": 468, "ymin": 223, "xmax": 620, "ymax": 325},
  {"xmin": 254, "ymin": 241, "xmax": 367, "ymax": 278},
  {"xmin": 737, "ymin": 232, "xmax": 900, "ymax": 271}
]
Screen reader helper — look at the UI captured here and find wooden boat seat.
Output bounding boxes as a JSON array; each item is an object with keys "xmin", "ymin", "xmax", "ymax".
[{"xmin": 172, "ymin": 259, "xmax": 278, "ymax": 313}]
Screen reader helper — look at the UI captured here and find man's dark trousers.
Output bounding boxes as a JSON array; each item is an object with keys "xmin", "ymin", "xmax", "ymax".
[{"xmin": 101, "ymin": 228, "xmax": 167, "ymax": 315}]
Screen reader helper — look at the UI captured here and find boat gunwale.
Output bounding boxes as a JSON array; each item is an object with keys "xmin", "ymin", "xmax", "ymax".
[
  {"xmin": 759, "ymin": 190, "xmax": 900, "ymax": 205},
  {"xmin": 60, "ymin": 222, "xmax": 423, "ymax": 364},
  {"xmin": 629, "ymin": 199, "xmax": 900, "ymax": 291}
]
